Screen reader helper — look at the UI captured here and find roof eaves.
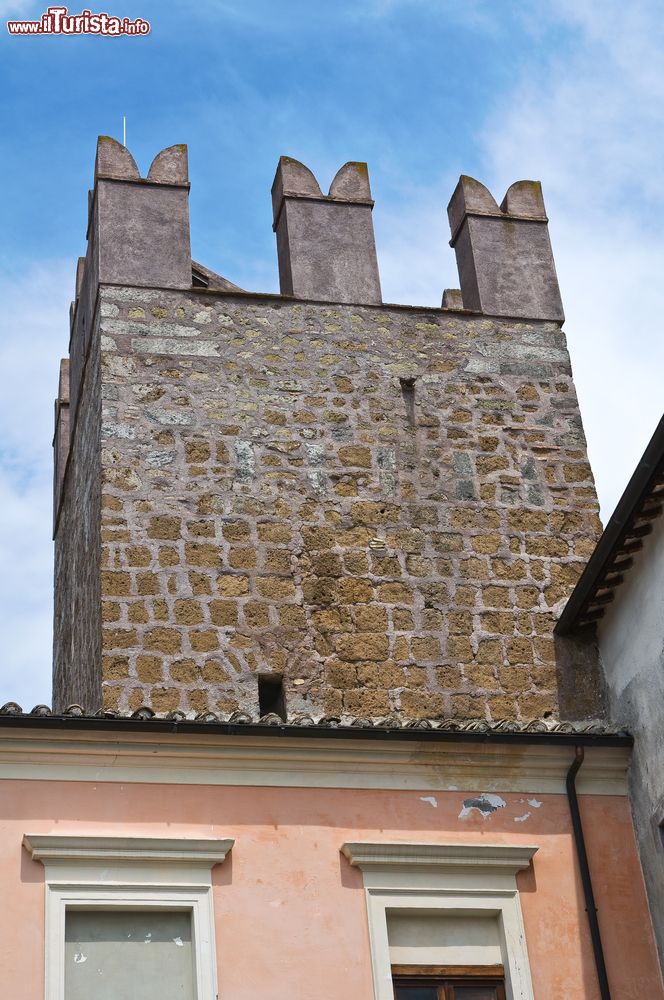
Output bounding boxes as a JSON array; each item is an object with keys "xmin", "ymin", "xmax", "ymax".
[
  {"xmin": 0, "ymin": 703, "xmax": 632, "ymax": 747},
  {"xmin": 556, "ymin": 414, "xmax": 664, "ymax": 634}
]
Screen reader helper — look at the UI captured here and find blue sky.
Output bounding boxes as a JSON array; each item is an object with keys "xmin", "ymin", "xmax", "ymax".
[{"xmin": 1, "ymin": 0, "xmax": 664, "ymax": 708}]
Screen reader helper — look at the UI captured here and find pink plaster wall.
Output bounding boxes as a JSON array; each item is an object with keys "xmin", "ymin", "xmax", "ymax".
[{"xmin": 0, "ymin": 780, "xmax": 661, "ymax": 999}]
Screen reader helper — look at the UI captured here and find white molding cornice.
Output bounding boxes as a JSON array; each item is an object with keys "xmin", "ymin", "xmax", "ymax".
[
  {"xmin": 23, "ymin": 834, "xmax": 233, "ymax": 866},
  {"xmin": 342, "ymin": 841, "xmax": 538, "ymax": 876},
  {"xmin": 0, "ymin": 730, "xmax": 630, "ymax": 795},
  {"xmin": 353, "ymin": 843, "xmax": 538, "ymax": 1000},
  {"xmin": 36, "ymin": 833, "xmax": 224, "ymax": 1000}
]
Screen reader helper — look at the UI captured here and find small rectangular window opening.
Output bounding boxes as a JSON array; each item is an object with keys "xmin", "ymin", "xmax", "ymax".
[
  {"xmin": 258, "ymin": 674, "xmax": 286, "ymax": 721},
  {"xmin": 400, "ymin": 377, "xmax": 416, "ymax": 426}
]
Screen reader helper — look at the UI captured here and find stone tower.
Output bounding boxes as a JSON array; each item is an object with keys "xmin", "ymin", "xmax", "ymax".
[{"xmin": 52, "ymin": 137, "xmax": 602, "ymax": 720}]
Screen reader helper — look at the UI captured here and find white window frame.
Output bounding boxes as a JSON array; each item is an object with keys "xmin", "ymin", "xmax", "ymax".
[
  {"xmin": 341, "ymin": 841, "xmax": 538, "ymax": 1000},
  {"xmin": 23, "ymin": 834, "xmax": 233, "ymax": 1000}
]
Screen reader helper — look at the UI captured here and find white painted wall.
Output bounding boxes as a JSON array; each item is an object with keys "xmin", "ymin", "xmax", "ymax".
[{"xmin": 598, "ymin": 509, "xmax": 664, "ymax": 961}]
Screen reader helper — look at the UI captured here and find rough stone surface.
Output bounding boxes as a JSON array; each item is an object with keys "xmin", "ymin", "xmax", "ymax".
[
  {"xmin": 53, "ymin": 284, "xmax": 602, "ymax": 720},
  {"xmin": 448, "ymin": 176, "xmax": 564, "ymax": 321},
  {"xmin": 272, "ymin": 158, "xmax": 381, "ymax": 305},
  {"xmin": 53, "ymin": 358, "xmax": 70, "ymax": 526},
  {"xmin": 67, "ymin": 138, "xmax": 192, "ymax": 430},
  {"xmin": 53, "ymin": 325, "xmax": 102, "ymax": 712}
]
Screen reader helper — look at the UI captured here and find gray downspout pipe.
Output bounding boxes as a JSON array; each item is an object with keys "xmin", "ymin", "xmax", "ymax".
[{"xmin": 566, "ymin": 745, "xmax": 611, "ymax": 999}]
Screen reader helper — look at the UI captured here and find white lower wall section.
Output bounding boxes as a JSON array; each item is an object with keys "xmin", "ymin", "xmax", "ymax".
[
  {"xmin": 65, "ymin": 910, "xmax": 195, "ymax": 1000},
  {"xmin": 388, "ymin": 910, "xmax": 502, "ymax": 966}
]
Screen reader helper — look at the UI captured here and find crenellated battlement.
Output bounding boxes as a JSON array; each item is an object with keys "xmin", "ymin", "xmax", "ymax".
[
  {"xmin": 67, "ymin": 139, "xmax": 192, "ymax": 416},
  {"xmin": 447, "ymin": 175, "xmax": 564, "ymax": 322},
  {"xmin": 52, "ymin": 136, "xmax": 602, "ymax": 725},
  {"xmin": 93, "ymin": 135, "xmax": 189, "ymax": 184},
  {"xmin": 271, "ymin": 157, "xmax": 381, "ymax": 305},
  {"xmin": 56, "ymin": 142, "xmax": 567, "ymax": 533},
  {"xmin": 57, "ymin": 139, "xmax": 194, "ymax": 531}
]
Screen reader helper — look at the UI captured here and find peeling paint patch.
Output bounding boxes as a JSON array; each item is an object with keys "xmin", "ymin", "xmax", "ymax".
[
  {"xmin": 514, "ymin": 813, "xmax": 531, "ymax": 823},
  {"xmin": 420, "ymin": 795, "xmax": 438, "ymax": 808},
  {"xmin": 459, "ymin": 793, "xmax": 506, "ymax": 819},
  {"xmin": 73, "ymin": 953, "xmax": 87, "ymax": 964},
  {"xmin": 172, "ymin": 936, "xmax": 183, "ymax": 947},
  {"xmin": 527, "ymin": 798, "xmax": 542, "ymax": 808}
]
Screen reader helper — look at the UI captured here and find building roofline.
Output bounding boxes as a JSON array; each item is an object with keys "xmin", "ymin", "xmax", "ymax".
[
  {"xmin": 97, "ymin": 281, "xmax": 565, "ymax": 325},
  {"xmin": 0, "ymin": 707, "xmax": 632, "ymax": 748},
  {"xmin": 557, "ymin": 414, "xmax": 664, "ymax": 634}
]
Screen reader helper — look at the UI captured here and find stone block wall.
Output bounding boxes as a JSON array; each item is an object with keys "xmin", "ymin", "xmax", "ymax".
[
  {"xmin": 53, "ymin": 327, "xmax": 102, "ymax": 712},
  {"xmin": 53, "ymin": 282, "xmax": 601, "ymax": 719}
]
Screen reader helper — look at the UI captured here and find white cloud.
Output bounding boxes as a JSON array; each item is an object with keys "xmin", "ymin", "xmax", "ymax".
[
  {"xmin": 374, "ymin": 179, "xmax": 458, "ymax": 309},
  {"xmin": 0, "ymin": 260, "xmax": 71, "ymax": 708},
  {"xmin": 479, "ymin": 1, "xmax": 664, "ymax": 522},
  {"xmin": 374, "ymin": 1, "xmax": 664, "ymax": 522},
  {"xmin": 337, "ymin": 0, "xmax": 664, "ymax": 524}
]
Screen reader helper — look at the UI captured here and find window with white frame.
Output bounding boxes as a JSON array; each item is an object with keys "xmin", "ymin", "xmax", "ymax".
[
  {"xmin": 341, "ymin": 841, "xmax": 538, "ymax": 1000},
  {"xmin": 23, "ymin": 834, "xmax": 233, "ymax": 1000}
]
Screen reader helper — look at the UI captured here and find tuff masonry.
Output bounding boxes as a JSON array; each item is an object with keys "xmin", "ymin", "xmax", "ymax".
[{"xmin": 52, "ymin": 138, "xmax": 601, "ymax": 721}]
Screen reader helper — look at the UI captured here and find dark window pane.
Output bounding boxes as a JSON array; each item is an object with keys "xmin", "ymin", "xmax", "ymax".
[{"xmin": 394, "ymin": 989, "xmax": 438, "ymax": 1000}]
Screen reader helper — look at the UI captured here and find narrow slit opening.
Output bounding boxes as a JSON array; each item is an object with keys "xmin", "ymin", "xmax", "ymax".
[
  {"xmin": 258, "ymin": 674, "xmax": 286, "ymax": 721},
  {"xmin": 400, "ymin": 377, "xmax": 416, "ymax": 426}
]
